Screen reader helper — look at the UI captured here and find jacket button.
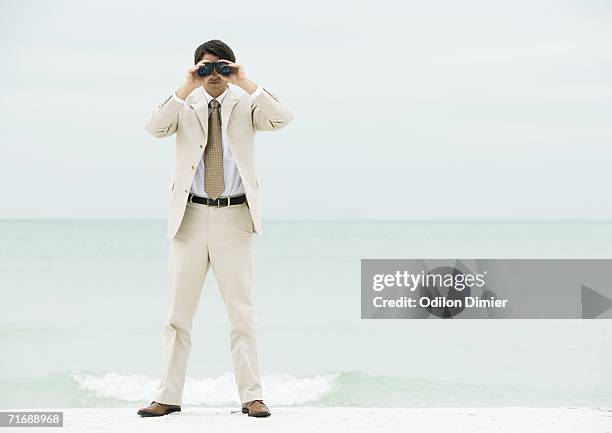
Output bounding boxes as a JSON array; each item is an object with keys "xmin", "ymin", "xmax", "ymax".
[
  {"xmin": 200, "ymin": 145, "xmax": 203, "ymax": 148},
  {"xmin": 191, "ymin": 165, "xmax": 195, "ymax": 170},
  {"xmin": 184, "ymin": 189, "xmax": 188, "ymax": 193}
]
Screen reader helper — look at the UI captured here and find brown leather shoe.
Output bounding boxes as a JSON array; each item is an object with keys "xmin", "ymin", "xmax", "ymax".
[
  {"xmin": 137, "ymin": 401, "xmax": 181, "ymax": 417},
  {"xmin": 241, "ymin": 399, "xmax": 271, "ymax": 417}
]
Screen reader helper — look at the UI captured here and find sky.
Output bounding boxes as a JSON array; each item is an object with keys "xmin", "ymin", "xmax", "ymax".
[{"xmin": 1, "ymin": 0, "xmax": 611, "ymax": 220}]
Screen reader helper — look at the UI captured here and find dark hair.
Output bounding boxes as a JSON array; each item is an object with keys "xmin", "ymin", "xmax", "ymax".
[{"xmin": 193, "ymin": 39, "xmax": 236, "ymax": 64}]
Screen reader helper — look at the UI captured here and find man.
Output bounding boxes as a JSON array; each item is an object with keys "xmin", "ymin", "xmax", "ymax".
[{"xmin": 137, "ymin": 39, "xmax": 293, "ymax": 418}]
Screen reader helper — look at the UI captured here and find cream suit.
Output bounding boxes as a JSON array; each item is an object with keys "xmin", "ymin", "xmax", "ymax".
[
  {"xmin": 146, "ymin": 85, "xmax": 293, "ymax": 239},
  {"xmin": 144, "ymin": 84, "xmax": 293, "ymax": 406}
]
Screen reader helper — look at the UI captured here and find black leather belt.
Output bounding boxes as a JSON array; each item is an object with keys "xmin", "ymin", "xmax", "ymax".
[{"xmin": 188, "ymin": 193, "xmax": 247, "ymax": 207}]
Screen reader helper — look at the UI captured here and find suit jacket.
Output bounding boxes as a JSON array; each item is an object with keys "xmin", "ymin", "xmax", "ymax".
[{"xmin": 145, "ymin": 85, "xmax": 293, "ymax": 239}]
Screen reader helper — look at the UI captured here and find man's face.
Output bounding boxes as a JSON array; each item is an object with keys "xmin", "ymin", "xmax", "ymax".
[{"xmin": 200, "ymin": 53, "xmax": 227, "ymax": 94}]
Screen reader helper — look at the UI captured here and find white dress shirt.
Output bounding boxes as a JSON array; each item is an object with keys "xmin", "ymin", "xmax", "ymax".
[{"xmin": 172, "ymin": 85, "xmax": 263, "ymax": 198}]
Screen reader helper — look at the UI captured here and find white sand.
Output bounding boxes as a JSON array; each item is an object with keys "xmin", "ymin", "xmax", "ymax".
[{"xmin": 6, "ymin": 407, "xmax": 612, "ymax": 433}]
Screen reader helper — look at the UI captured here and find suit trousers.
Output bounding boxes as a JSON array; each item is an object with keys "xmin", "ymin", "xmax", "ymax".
[{"xmin": 154, "ymin": 198, "xmax": 263, "ymax": 405}]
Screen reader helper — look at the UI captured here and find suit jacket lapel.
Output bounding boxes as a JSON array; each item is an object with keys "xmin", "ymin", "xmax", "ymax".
[{"xmin": 220, "ymin": 88, "xmax": 239, "ymax": 140}]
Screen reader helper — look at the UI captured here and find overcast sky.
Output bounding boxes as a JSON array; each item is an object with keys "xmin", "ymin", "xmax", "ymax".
[{"xmin": 1, "ymin": 0, "xmax": 611, "ymax": 220}]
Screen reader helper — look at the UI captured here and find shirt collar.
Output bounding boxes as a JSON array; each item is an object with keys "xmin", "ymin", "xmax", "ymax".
[{"xmin": 201, "ymin": 85, "xmax": 229, "ymax": 105}]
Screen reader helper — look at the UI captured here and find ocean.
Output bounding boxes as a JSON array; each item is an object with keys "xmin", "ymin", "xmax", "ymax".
[{"xmin": 1, "ymin": 220, "xmax": 611, "ymax": 408}]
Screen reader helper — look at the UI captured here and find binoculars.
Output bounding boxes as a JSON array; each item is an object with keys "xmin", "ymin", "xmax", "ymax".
[{"xmin": 197, "ymin": 62, "xmax": 233, "ymax": 77}]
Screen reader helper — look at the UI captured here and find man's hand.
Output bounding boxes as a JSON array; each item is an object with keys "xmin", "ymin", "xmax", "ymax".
[
  {"xmin": 185, "ymin": 60, "xmax": 210, "ymax": 88},
  {"xmin": 217, "ymin": 59, "xmax": 258, "ymax": 94},
  {"xmin": 175, "ymin": 60, "xmax": 211, "ymax": 99}
]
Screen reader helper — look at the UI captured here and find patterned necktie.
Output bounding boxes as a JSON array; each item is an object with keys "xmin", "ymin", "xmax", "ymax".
[{"xmin": 204, "ymin": 99, "xmax": 224, "ymax": 199}]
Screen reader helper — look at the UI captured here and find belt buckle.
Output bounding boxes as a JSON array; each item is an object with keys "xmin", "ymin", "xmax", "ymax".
[
  {"xmin": 216, "ymin": 195, "xmax": 230, "ymax": 207},
  {"xmin": 213, "ymin": 196, "xmax": 225, "ymax": 207}
]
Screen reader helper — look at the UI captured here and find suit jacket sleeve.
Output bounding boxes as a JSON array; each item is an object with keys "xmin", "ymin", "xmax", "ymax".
[
  {"xmin": 144, "ymin": 93, "xmax": 184, "ymax": 138},
  {"xmin": 251, "ymin": 87, "xmax": 294, "ymax": 132}
]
